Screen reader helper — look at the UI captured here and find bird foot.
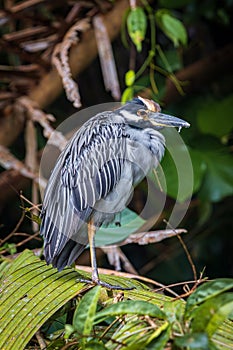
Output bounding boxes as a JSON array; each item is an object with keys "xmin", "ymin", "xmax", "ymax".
[{"xmin": 77, "ymin": 277, "xmax": 134, "ymax": 290}]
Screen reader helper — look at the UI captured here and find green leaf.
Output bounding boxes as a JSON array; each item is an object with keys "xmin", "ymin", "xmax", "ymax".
[
  {"xmin": 2, "ymin": 253, "xmax": 233, "ymax": 350},
  {"xmin": 155, "ymin": 9, "xmax": 187, "ymax": 47},
  {"xmin": 0, "ymin": 242, "xmax": 17, "ymax": 255},
  {"xmin": 191, "ymin": 293, "xmax": 233, "ymax": 336},
  {"xmin": 163, "ymin": 299, "xmax": 184, "ymax": 324},
  {"xmin": 174, "ymin": 332, "xmax": 212, "ymax": 349},
  {"xmin": 72, "ymin": 286, "xmax": 101, "ymax": 342},
  {"xmin": 0, "ymin": 259, "xmax": 11, "ymax": 280},
  {"xmin": 146, "ymin": 326, "xmax": 171, "ymax": 350},
  {"xmin": 185, "ymin": 278, "xmax": 233, "ymax": 317},
  {"xmin": 125, "ymin": 69, "xmax": 136, "ymax": 86},
  {"xmin": 158, "ymin": 131, "xmax": 206, "ymax": 201},
  {"xmin": 197, "ymin": 94, "xmax": 233, "ymax": 138},
  {"xmin": 95, "ymin": 300, "xmax": 166, "ymax": 324},
  {"xmin": 0, "ymin": 250, "xmax": 87, "ymax": 350},
  {"xmin": 46, "ymin": 338, "xmax": 66, "ymax": 349},
  {"xmin": 157, "ymin": 49, "xmax": 183, "ymax": 72},
  {"xmin": 127, "ymin": 7, "xmax": 147, "ymax": 51},
  {"xmin": 64, "ymin": 324, "xmax": 75, "ymax": 339},
  {"xmin": 198, "ymin": 148, "xmax": 233, "ymax": 202},
  {"xmin": 95, "ymin": 208, "xmax": 145, "ymax": 246},
  {"xmin": 121, "ymin": 87, "xmax": 134, "ymax": 103}
]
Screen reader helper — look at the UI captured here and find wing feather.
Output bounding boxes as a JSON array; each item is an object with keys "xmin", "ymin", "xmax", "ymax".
[{"xmin": 40, "ymin": 116, "xmax": 126, "ymax": 269}]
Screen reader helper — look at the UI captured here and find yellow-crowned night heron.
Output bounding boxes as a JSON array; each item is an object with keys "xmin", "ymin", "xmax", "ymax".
[{"xmin": 40, "ymin": 97, "xmax": 190, "ymax": 289}]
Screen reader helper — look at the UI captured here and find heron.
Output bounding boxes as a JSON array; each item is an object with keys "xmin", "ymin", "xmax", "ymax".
[{"xmin": 40, "ymin": 97, "xmax": 190, "ymax": 289}]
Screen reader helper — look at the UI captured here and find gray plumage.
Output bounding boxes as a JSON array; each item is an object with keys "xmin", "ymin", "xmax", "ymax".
[{"xmin": 40, "ymin": 97, "xmax": 189, "ymax": 271}]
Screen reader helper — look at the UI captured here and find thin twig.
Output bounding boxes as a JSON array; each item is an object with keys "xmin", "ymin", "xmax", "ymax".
[
  {"xmin": 154, "ymin": 276, "xmax": 208, "ymax": 294},
  {"xmin": 0, "ymin": 200, "xmax": 25, "ymax": 245},
  {"xmin": 20, "ymin": 193, "xmax": 42, "ymax": 212},
  {"xmin": 0, "ymin": 232, "xmax": 41, "ymax": 255},
  {"xmin": 93, "ymin": 15, "xmax": 120, "ymax": 100},
  {"xmin": 172, "ymin": 270, "xmax": 206, "ymax": 300},
  {"xmin": 164, "ymin": 219, "xmax": 197, "ymax": 282},
  {"xmin": 52, "ymin": 19, "xmax": 90, "ymax": 108},
  {"xmin": 35, "ymin": 330, "xmax": 47, "ymax": 350}
]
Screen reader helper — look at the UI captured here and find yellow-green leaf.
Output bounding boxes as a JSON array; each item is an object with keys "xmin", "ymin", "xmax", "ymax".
[
  {"xmin": 125, "ymin": 70, "xmax": 136, "ymax": 87},
  {"xmin": 73, "ymin": 286, "xmax": 101, "ymax": 343},
  {"xmin": 127, "ymin": 7, "xmax": 147, "ymax": 52},
  {"xmin": 155, "ymin": 9, "xmax": 187, "ymax": 47},
  {"xmin": 0, "ymin": 250, "xmax": 86, "ymax": 350}
]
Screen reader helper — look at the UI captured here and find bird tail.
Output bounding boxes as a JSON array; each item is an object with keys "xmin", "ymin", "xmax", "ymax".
[{"xmin": 44, "ymin": 239, "xmax": 86, "ymax": 271}]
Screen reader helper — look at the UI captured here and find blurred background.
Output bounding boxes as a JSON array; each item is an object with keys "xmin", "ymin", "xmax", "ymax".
[{"xmin": 0, "ymin": 0, "xmax": 232, "ymax": 289}]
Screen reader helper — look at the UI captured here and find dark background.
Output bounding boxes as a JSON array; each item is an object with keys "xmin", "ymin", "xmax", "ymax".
[{"xmin": 0, "ymin": 0, "xmax": 232, "ymax": 290}]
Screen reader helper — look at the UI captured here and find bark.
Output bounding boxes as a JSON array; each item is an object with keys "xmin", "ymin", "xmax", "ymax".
[{"xmin": 0, "ymin": 0, "xmax": 130, "ymax": 147}]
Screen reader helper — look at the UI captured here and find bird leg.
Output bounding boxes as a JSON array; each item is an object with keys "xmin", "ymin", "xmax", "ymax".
[
  {"xmin": 88, "ymin": 218, "xmax": 99, "ymax": 284},
  {"xmin": 78, "ymin": 218, "xmax": 134, "ymax": 290}
]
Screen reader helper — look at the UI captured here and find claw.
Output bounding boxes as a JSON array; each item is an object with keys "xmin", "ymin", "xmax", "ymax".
[{"xmin": 77, "ymin": 277, "xmax": 134, "ymax": 290}]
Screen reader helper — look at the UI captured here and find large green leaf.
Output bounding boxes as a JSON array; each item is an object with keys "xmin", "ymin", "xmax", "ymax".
[
  {"xmin": 72, "ymin": 286, "xmax": 101, "ymax": 344},
  {"xmin": 95, "ymin": 208, "xmax": 145, "ymax": 246},
  {"xmin": 127, "ymin": 7, "xmax": 147, "ymax": 52},
  {"xmin": 155, "ymin": 9, "xmax": 187, "ymax": 47},
  {"xmin": 185, "ymin": 278, "xmax": 233, "ymax": 317},
  {"xmin": 1, "ymin": 251, "xmax": 233, "ymax": 350},
  {"xmin": 174, "ymin": 332, "xmax": 217, "ymax": 350},
  {"xmin": 158, "ymin": 142, "xmax": 206, "ymax": 202},
  {"xmin": 145, "ymin": 326, "xmax": 171, "ymax": 350},
  {"xmin": 0, "ymin": 250, "xmax": 87, "ymax": 350},
  {"xmin": 0, "ymin": 250, "xmax": 142, "ymax": 350},
  {"xmin": 191, "ymin": 293, "xmax": 233, "ymax": 336},
  {"xmin": 197, "ymin": 94, "xmax": 233, "ymax": 138},
  {"xmin": 198, "ymin": 148, "xmax": 233, "ymax": 202},
  {"xmin": 94, "ymin": 300, "xmax": 166, "ymax": 324}
]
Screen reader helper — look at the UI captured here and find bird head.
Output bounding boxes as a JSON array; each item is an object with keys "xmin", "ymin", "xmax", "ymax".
[{"xmin": 119, "ymin": 96, "xmax": 190, "ymax": 131}]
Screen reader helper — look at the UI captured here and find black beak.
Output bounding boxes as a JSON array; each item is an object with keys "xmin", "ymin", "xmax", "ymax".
[{"xmin": 150, "ymin": 112, "xmax": 190, "ymax": 129}]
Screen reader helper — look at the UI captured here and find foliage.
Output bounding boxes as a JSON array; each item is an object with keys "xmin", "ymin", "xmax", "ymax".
[
  {"xmin": 95, "ymin": 208, "xmax": 145, "ymax": 246},
  {"xmin": 0, "ymin": 250, "xmax": 233, "ymax": 349},
  {"xmin": 0, "ymin": 1, "xmax": 232, "ymax": 348},
  {"xmin": 123, "ymin": 0, "xmax": 233, "ymax": 208}
]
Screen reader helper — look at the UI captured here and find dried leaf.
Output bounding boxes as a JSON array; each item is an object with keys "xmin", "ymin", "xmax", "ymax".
[
  {"xmin": 25, "ymin": 119, "xmax": 39, "ymax": 231},
  {"xmin": 52, "ymin": 19, "xmax": 90, "ymax": 108},
  {"xmin": 106, "ymin": 229, "xmax": 187, "ymax": 247},
  {"xmin": 18, "ymin": 96, "xmax": 67, "ymax": 150},
  {"xmin": 0, "ymin": 145, "xmax": 44, "ymax": 187},
  {"xmin": 102, "ymin": 246, "xmax": 138, "ymax": 274},
  {"xmin": 93, "ymin": 15, "xmax": 120, "ymax": 100}
]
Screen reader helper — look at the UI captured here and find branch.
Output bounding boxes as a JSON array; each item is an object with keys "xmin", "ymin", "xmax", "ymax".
[
  {"xmin": 93, "ymin": 15, "xmax": 120, "ymax": 100},
  {"xmin": 52, "ymin": 19, "xmax": 90, "ymax": 108},
  {"xmin": 0, "ymin": 0, "xmax": 131, "ymax": 147},
  {"xmin": 0, "ymin": 145, "xmax": 45, "ymax": 187},
  {"xmin": 163, "ymin": 43, "xmax": 233, "ymax": 105}
]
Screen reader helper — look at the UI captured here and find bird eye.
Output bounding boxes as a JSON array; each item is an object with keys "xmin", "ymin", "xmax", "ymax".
[{"xmin": 137, "ymin": 109, "xmax": 148, "ymax": 119}]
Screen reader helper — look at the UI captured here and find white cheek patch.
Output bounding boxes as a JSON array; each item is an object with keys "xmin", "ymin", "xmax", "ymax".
[{"xmin": 120, "ymin": 110, "xmax": 140, "ymax": 121}]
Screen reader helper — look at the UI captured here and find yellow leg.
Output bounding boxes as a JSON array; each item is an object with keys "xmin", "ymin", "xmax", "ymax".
[
  {"xmin": 88, "ymin": 218, "xmax": 99, "ymax": 283},
  {"xmin": 77, "ymin": 218, "xmax": 134, "ymax": 290}
]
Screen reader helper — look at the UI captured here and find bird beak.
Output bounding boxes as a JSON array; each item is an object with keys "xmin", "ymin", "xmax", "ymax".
[{"xmin": 150, "ymin": 112, "xmax": 190, "ymax": 130}]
